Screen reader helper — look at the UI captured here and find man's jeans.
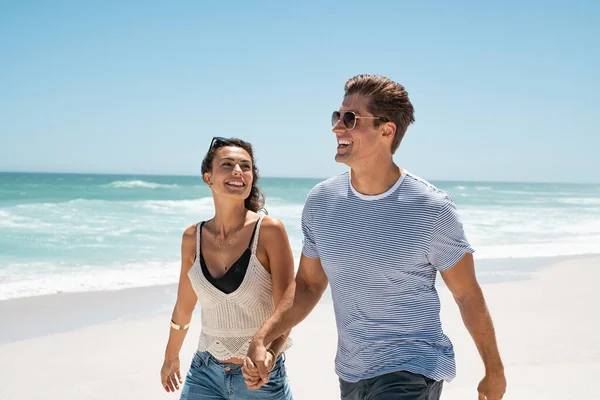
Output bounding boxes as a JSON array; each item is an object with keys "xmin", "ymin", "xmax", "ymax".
[{"xmin": 340, "ymin": 370, "xmax": 443, "ymax": 400}]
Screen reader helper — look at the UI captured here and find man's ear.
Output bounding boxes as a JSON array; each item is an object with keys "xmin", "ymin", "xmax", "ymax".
[{"xmin": 382, "ymin": 121, "xmax": 397, "ymax": 138}]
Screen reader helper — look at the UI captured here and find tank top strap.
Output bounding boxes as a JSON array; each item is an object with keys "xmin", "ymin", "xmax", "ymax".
[{"xmin": 251, "ymin": 215, "xmax": 265, "ymax": 255}]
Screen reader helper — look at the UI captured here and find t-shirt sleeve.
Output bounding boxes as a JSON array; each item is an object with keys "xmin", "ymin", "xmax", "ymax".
[
  {"xmin": 301, "ymin": 194, "xmax": 319, "ymax": 259},
  {"xmin": 427, "ymin": 199, "xmax": 474, "ymax": 271}
]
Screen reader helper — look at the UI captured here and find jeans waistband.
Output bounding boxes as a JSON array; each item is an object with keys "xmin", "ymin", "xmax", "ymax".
[{"xmin": 196, "ymin": 350, "xmax": 286, "ymax": 373}]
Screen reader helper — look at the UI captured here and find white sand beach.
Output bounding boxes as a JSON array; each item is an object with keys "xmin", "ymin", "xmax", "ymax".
[{"xmin": 0, "ymin": 256, "xmax": 598, "ymax": 400}]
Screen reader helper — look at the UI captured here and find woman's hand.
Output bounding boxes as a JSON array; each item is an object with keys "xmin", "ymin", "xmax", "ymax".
[
  {"xmin": 160, "ymin": 358, "xmax": 183, "ymax": 392},
  {"xmin": 242, "ymin": 351, "xmax": 274, "ymax": 390}
]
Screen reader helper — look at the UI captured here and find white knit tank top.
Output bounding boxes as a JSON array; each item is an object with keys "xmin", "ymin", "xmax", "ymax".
[{"xmin": 187, "ymin": 215, "xmax": 292, "ymax": 360}]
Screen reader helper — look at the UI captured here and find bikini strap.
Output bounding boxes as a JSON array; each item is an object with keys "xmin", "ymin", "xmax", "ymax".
[{"xmin": 196, "ymin": 222, "xmax": 204, "ymax": 262}]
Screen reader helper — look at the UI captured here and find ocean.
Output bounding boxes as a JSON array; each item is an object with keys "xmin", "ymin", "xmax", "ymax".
[{"xmin": 1, "ymin": 172, "xmax": 599, "ymax": 300}]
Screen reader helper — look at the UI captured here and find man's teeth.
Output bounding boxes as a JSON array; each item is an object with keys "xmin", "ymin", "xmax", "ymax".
[{"xmin": 338, "ymin": 140, "xmax": 352, "ymax": 146}]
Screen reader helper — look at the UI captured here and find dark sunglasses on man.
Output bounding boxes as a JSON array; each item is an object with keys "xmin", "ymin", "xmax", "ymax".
[{"xmin": 331, "ymin": 111, "xmax": 386, "ymax": 130}]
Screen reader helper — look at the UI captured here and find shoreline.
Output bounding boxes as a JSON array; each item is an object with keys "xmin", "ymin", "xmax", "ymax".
[
  {"xmin": 3, "ymin": 251, "xmax": 598, "ymax": 303},
  {"xmin": 1, "ymin": 253, "xmax": 597, "ymax": 345}
]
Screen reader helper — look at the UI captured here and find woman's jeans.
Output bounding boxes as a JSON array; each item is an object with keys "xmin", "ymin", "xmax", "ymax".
[{"xmin": 180, "ymin": 351, "xmax": 293, "ymax": 400}]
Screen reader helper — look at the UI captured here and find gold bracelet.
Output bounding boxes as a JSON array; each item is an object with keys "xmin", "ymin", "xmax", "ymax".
[
  {"xmin": 266, "ymin": 348, "xmax": 277, "ymax": 372},
  {"xmin": 170, "ymin": 319, "xmax": 190, "ymax": 330}
]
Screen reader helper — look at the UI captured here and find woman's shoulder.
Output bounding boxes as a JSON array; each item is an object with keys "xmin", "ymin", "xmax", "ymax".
[
  {"xmin": 257, "ymin": 215, "xmax": 287, "ymax": 242},
  {"xmin": 181, "ymin": 223, "xmax": 198, "ymax": 248},
  {"xmin": 183, "ymin": 223, "xmax": 198, "ymax": 238},
  {"xmin": 259, "ymin": 214, "xmax": 285, "ymax": 230}
]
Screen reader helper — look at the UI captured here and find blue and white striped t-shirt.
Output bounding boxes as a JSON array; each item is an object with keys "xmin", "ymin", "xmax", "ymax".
[{"xmin": 301, "ymin": 171, "xmax": 474, "ymax": 383}]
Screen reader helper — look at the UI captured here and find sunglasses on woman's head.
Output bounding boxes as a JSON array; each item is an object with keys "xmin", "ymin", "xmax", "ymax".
[
  {"xmin": 208, "ymin": 136, "xmax": 229, "ymax": 151},
  {"xmin": 208, "ymin": 136, "xmax": 254, "ymax": 155},
  {"xmin": 208, "ymin": 136, "xmax": 228, "ymax": 152},
  {"xmin": 331, "ymin": 111, "xmax": 385, "ymax": 131}
]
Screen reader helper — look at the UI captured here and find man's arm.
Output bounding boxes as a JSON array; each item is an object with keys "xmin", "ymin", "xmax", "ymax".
[
  {"xmin": 245, "ymin": 254, "xmax": 328, "ymax": 383},
  {"xmin": 440, "ymin": 252, "xmax": 506, "ymax": 399}
]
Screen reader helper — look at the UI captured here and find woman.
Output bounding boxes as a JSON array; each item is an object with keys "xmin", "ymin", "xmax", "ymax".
[{"xmin": 160, "ymin": 137, "xmax": 294, "ymax": 399}]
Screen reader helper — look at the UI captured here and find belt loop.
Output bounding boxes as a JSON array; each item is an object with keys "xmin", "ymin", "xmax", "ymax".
[{"xmin": 202, "ymin": 351, "xmax": 212, "ymax": 366}]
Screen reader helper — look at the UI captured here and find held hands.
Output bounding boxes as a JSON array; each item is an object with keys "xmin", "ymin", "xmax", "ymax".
[
  {"xmin": 477, "ymin": 372, "xmax": 507, "ymax": 400},
  {"xmin": 242, "ymin": 339, "xmax": 274, "ymax": 390},
  {"xmin": 160, "ymin": 358, "xmax": 183, "ymax": 393}
]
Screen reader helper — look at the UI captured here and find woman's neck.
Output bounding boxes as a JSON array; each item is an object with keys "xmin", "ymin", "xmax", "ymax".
[{"xmin": 210, "ymin": 201, "xmax": 249, "ymax": 237}]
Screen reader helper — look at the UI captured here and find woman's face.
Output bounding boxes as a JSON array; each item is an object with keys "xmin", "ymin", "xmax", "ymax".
[{"xmin": 204, "ymin": 146, "xmax": 253, "ymax": 202}]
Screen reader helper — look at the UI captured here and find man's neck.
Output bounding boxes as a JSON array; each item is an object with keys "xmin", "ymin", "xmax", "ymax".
[{"xmin": 350, "ymin": 160, "xmax": 402, "ymax": 196}]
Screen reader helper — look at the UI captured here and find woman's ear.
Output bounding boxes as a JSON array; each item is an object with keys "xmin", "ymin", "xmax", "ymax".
[{"xmin": 203, "ymin": 173, "xmax": 212, "ymax": 186}]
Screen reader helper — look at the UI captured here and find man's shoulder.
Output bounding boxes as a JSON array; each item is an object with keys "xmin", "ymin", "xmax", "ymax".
[
  {"xmin": 402, "ymin": 171, "xmax": 454, "ymax": 208},
  {"xmin": 306, "ymin": 171, "xmax": 349, "ymax": 199}
]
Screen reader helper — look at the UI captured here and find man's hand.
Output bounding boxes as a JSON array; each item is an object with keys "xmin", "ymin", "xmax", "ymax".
[
  {"xmin": 243, "ymin": 338, "xmax": 271, "ymax": 388},
  {"xmin": 477, "ymin": 372, "xmax": 507, "ymax": 399}
]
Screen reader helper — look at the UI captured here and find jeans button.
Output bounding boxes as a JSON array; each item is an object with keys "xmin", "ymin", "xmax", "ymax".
[{"xmin": 224, "ymin": 366, "xmax": 231, "ymax": 372}]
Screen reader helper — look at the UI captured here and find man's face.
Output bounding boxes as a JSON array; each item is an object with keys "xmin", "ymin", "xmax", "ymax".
[{"xmin": 332, "ymin": 94, "xmax": 384, "ymax": 167}]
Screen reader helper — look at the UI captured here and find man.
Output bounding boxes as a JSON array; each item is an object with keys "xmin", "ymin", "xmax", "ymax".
[{"xmin": 243, "ymin": 74, "xmax": 506, "ymax": 399}]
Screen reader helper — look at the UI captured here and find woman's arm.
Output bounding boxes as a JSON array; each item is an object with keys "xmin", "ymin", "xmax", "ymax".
[
  {"xmin": 160, "ymin": 225, "xmax": 198, "ymax": 392},
  {"xmin": 260, "ymin": 216, "xmax": 295, "ymax": 355}
]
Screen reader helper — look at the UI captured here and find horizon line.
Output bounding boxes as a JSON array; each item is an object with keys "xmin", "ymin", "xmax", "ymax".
[{"xmin": 0, "ymin": 169, "xmax": 598, "ymax": 186}]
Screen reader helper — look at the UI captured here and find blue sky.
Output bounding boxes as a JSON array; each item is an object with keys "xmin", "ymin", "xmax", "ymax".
[{"xmin": 0, "ymin": 0, "xmax": 598, "ymax": 183}]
